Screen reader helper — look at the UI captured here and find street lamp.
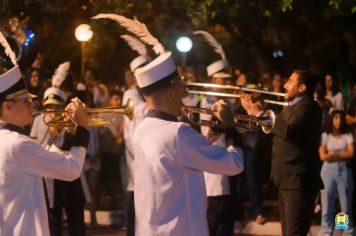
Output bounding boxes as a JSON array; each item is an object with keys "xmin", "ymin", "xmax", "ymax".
[
  {"xmin": 176, "ymin": 36, "xmax": 192, "ymax": 68},
  {"xmin": 75, "ymin": 24, "xmax": 93, "ymax": 79}
]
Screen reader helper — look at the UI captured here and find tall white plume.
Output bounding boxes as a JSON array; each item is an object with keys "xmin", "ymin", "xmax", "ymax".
[
  {"xmin": 121, "ymin": 34, "xmax": 147, "ymax": 55},
  {"xmin": 193, "ymin": 30, "xmax": 226, "ymax": 60},
  {"xmin": 0, "ymin": 31, "xmax": 17, "ymax": 66},
  {"xmin": 92, "ymin": 13, "xmax": 165, "ymax": 55},
  {"xmin": 52, "ymin": 61, "xmax": 70, "ymax": 88}
]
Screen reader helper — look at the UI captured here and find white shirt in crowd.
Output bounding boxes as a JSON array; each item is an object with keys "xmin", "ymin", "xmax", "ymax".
[
  {"xmin": 325, "ymin": 92, "xmax": 343, "ymax": 110},
  {"xmin": 0, "ymin": 125, "xmax": 86, "ymax": 236},
  {"xmin": 321, "ymin": 132, "xmax": 353, "ymax": 153},
  {"xmin": 133, "ymin": 115, "xmax": 244, "ymax": 236}
]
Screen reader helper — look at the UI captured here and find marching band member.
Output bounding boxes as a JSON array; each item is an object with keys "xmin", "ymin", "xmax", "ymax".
[
  {"xmin": 91, "ymin": 14, "xmax": 152, "ymax": 235},
  {"xmin": 194, "ymin": 30, "xmax": 238, "ymax": 236},
  {"xmin": 133, "ymin": 44, "xmax": 244, "ymax": 236},
  {"xmin": 241, "ymin": 70, "xmax": 323, "ymax": 236},
  {"xmin": 0, "ymin": 33, "xmax": 89, "ymax": 236},
  {"xmin": 121, "ymin": 34, "xmax": 151, "ymax": 235},
  {"xmin": 94, "ymin": 15, "xmax": 245, "ymax": 235}
]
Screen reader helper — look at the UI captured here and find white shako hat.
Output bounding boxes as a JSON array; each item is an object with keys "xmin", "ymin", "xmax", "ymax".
[
  {"xmin": 207, "ymin": 59, "xmax": 231, "ymax": 78},
  {"xmin": 193, "ymin": 30, "xmax": 232, "ymax": 79},
  {"xmin": 120, "ymin": 34, "xmax": 152, "ymax": 72},
  {"xmin": 0, "ymin": 31, "xmax": 35, "ymax": 101},
  {"xmin": 91, "ymin": 14, "xmax": 179, "ymax": 95},
  {"xmin": 43, "ymin": 87, "xmax": 67, "ymax": 107},
  {"xmin": 135, "ymin": 52, "xmax": 178, "ymax": 94},
  {"xmin": 130, "ymin": 54, "xmax": 151, "ymax": 72},
  {"xmin": 42, "ymin": 61, "xmax": 70, "ymax": 107}
]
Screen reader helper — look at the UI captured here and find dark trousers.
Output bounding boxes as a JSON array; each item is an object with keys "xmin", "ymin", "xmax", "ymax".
[
  {"xmin": 127, "ymin": 191, "xmax": 135, "ymax": 236},
  {"xmin": 52, "ymin": 201, "xmax": 85, "ymax": 236},
  {"xmin": 244, "ymin": 146, "xmax": 263, "ymax": 218},
  {"xmin": 229, "ymin": 175, "xmax": 244, "ymax": 221},
  {"xmin": 278, "ymin": 190, "xmax": 317, "ymax": 236},
  {"xmin": 207, "ymin": 195, "xmax": 235, "ymax": 236}
]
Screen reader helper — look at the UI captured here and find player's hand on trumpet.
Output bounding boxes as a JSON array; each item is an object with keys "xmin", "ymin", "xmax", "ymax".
[
  {"xmin": 65, "ymin": 97, "xmax": 88, "ymax": 128},
  {"xmin": 211, "ymin": 99, "xmax": 234, "ymax": 128}
]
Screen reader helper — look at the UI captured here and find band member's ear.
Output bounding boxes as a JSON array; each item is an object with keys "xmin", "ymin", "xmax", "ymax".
[
  {"xmin": 299, "ymin": 84, "xmax": 307, "ymax": 94},
  {"xmin": 3, "ymin": 101, "xmax": 13, "ymax": 111}
]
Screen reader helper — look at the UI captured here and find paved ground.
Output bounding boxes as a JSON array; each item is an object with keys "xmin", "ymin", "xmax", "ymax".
[{"xmin": 63, "ymin": 224, "xmax": 328, "ymax": 236}]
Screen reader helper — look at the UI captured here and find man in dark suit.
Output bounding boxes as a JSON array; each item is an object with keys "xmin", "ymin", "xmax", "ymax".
[{"xmin": 241, "ymin": 70, "xmax": 323, "ymax": 236}]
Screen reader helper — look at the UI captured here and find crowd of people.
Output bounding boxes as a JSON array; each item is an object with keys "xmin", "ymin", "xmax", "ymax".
[{"xmin": 0, "ymin": 14, "xmax": 355, "ymax": 236}]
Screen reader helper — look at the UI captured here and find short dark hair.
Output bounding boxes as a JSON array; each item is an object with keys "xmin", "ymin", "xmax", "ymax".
[
  {"xmin": 294, "ymin": 70, "xmax": 317, "ymax": 97},
  {"xmin": 109, "ymin": 89, "xmax": 122, "ymax": 98},
  {"xmin": 140, "ymin": 71, "xmax": 180, "ymax": 96},
  {"xmin": 323, "ymin": 110, "xmax": 349, "ymax": 134}
]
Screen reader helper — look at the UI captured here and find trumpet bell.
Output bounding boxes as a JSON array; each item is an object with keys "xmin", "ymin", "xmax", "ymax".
[
  {"xmin": 39, "ymin": 98, "xmax": 134, "ymax": 128},
  {"xmin": 259, "ymin": 109, "xmax": 276, "ymax": 134},
  {"xmin": 184, "ymin": 106, "xmax": 276, "ymax": 134}
]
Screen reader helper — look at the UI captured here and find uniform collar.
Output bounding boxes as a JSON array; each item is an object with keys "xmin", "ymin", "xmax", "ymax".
[
  {"xmin": 147, "ymin": 109, "xmax": 178, "ymax": 122},
  {"xmin": 2, "ymin": 123, "xmax": 26, "ymax": 135}
]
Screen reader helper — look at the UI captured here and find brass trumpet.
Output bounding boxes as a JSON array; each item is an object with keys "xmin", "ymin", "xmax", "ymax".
[
  {"xmin": 185, "ymin": 82, "xmax": 288, "ymax": 106},
  {"xmin": 34, "ymin": 99, "xmax": 134, "ymax": 128},
  {"xmin": 185, "ymin": 106, "xmax": 276, "ymax": 134}
]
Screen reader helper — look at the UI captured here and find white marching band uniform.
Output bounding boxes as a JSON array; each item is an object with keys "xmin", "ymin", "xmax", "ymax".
[
  {"xmin": 130, "ymin": 47, "xmax": 244, "ymax": 235},
  {"xmin": 200, "ymin": 96, "xmax": 231, "ymax": 197},
  {"xmin": 0, "ymin": 40, "xmax": 89, "ymax": 235},
  {"xmin": 0, "ymin": 125, "xmax": 88, "ymax": 236}
]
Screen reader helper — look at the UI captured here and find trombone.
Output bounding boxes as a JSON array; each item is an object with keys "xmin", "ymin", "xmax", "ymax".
[
  {"xmin": 185, "ymin": 82, "xmax": 288, "ymax": 106},
  {"xmin": 185, "ymin": 106, "xmax": 276, "ymax": 134},
  {"xmin": 34, "ymin": 99, "xmax": 134, "ymax": 129}
]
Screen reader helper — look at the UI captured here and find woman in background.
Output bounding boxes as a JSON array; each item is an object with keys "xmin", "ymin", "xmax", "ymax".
[{"xmin": 319, "ymin": 110, "xmax": 354, "ymax": 236}]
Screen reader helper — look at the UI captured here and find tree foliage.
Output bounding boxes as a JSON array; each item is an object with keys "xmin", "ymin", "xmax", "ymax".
[{"xmin": 1, "ymin": 0, "xmax": 356, "ymax": 84}]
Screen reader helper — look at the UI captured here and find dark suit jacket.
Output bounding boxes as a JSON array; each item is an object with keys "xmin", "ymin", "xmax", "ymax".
[{"xmin": 271, "ymin": 96, "xmax": 323, "ymax": 191}]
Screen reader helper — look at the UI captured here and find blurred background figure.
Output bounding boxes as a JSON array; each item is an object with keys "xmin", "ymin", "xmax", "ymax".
[
  {"xmin": 324, "ymin": 73, "xmax": 344, "ymax": 110},
  {"xmin": 319, "ymin": 110, "xmax": 354, "ymax": 236}
]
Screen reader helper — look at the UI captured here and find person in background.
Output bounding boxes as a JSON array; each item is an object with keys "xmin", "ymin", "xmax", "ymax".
[
  {"xmin": 325, "ymin": 73, "xmax": 343, "ymax": 109},
  {"xmin": 239, "ymin": 94, "xmax": 268, "ymax": 225},
  {"xmin": 99, "ymin": 89, "xmax": 125, "ymax": 215},
  {"xmin": 83, "ymin": 69, "xmax": 109, "ymax": 107},
  {"xmin": 267, "ymin": 73, "xmax": 284, "ymax": 115},
  {"xmin": 314, "ymin": 82, "xmax": 332, "ymax": 123},
  {"xmin": 319, "ymin": 109, "xmax": 354, "ymax": 236}
]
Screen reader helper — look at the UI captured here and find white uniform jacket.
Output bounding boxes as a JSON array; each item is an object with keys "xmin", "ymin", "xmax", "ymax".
[
  {"xmin": 200, "ymin": 96, "xmax": 231, "ymax": 197},
  {"xmin": 133, "ymin": 110, "xmax": 244, "ymax": 236},
  {"xmin": 0, "ymin": 124, "xmax": 89, "ymax": 236},
  {"xmin": 123, "ymin": 88, "xmax": 148, "ymax": 191}
]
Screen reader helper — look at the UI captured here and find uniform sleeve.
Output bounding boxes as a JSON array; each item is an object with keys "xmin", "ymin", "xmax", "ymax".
[
  {"xmin": 176, "ymin": 124, "xmax": 244, "ymax": 176},
  {"xmin": 10, "ymin": 127, "xmax": 89, "ymax": 181}
]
